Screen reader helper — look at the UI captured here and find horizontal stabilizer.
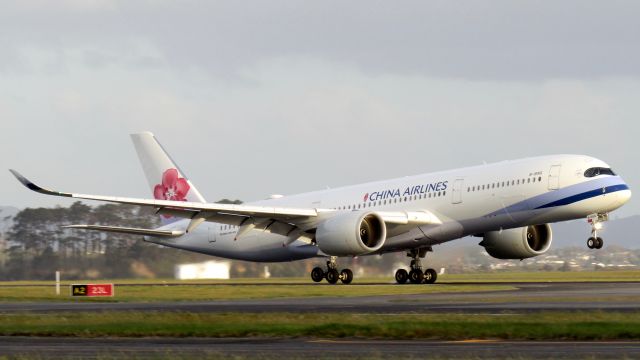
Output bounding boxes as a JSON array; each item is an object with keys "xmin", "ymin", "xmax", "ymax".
[{"xmin": 62, "ymin": 225, "xmax": 184, "ymax": 237}]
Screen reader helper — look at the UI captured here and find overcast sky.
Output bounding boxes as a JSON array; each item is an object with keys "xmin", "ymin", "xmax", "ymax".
[{"xmin": 1, "ymin": 1, "xmax": 638, "ymax": 218}]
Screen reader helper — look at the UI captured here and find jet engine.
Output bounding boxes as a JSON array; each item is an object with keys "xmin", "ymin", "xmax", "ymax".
[
  {"xmin": 315, "ymin": 211, "xmax": 387, "ymax": 256},
  {"xmin": 479, "ymin": 224, "xmax": 552, "ymax": 260}
]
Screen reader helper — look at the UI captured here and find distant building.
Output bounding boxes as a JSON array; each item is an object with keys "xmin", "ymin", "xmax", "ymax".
[{"xmin": 174, "ymin": 260, "xmax": 231, "ymax": 280}]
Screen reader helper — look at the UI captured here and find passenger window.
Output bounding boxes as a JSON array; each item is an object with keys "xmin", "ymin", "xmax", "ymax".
[
  {"xmin": 527, "ymin": 178, "xmax": 530, "ymax": 183},
  {"xmin": 538, "ymin": 176, "xmax": 542, "ymax": 181},
  {"xmin": 443, "ymin": 191, "xmax": 446, "ymax": 196}
]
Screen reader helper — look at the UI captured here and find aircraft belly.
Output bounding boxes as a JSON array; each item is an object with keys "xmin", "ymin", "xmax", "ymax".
[{"xmin": 156, "ymin": 227, "xmax": 319, "ymax": 262}]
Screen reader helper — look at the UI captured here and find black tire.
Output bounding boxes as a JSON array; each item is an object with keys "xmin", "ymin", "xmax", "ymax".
[
  {"xmin": 395, "ymin": 269, "xmax": 408, "ymax": 284},
  {"xmin": 424, "ymin": 268, "xmax": 437, "ymax": 284},
  {"xmin": 311, "ymin": 267, "xmax": 325, "ymax": 283},
  {"xmin": 587, "ymin": 237, "xmax": 596, "ymax": 249},
  {"xmin": 340, "ymin": 269, "xmax": 353, "ymax": 284},
  {"xmin": 595, "ymin": 237, "xmax": 604, "ymax": 249},
  {"xmin": 409, "ymin": 269, "xmax": 423, "ymax": 284},
  {"xmin": 326, "ymin": 269, "xmax": 339, "ymax": 284}
]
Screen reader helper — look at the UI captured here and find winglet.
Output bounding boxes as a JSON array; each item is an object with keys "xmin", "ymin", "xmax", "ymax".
[{"xmin": 9, "ymin": 169, "xmax": 72, "ymax": 197}]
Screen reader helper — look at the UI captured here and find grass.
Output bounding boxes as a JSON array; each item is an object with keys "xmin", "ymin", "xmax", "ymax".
[
  {"xmin": 438, "ymin": 270, "xmax": 640, "ymax": 282},
  {"xmin": 0, "ymin": 270, "xmax": 637, "ymax": 302},
  {"xmin": 2, "ymin": 270, "xmax": 639, "ymax": 287},
  {"xmin": 0, "ymin": 284, "xmax": 514, "ymax": 302},
  {"xmin": 1, "ymin": 311, "xmax": 640, "ymax": 340}
]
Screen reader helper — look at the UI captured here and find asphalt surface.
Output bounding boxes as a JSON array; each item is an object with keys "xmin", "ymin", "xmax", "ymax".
[
  {"xmin": 1, "ymin": 281, "xmax": 640, "ymax": 314},
  {"xmin": 0, "ymin": 337, "xmax": 638, "ymax": 359}
]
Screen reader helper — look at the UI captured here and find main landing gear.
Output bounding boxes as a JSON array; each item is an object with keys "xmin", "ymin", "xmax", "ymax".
[
  {"xmin": 311, "ymin": 256, "xmax": 353, "ymax": 284},
  {"xmin": 587, "ymin": 213, "xmax": 608, "ymax": 250},
  {"xmin": 395, "ymin": 247, "xmax": 437, "ymax": 284}
]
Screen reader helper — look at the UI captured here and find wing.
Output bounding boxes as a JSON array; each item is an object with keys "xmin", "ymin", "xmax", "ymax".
[{"xmin": 10, "ymin": 170, "xmax": 441, "ymax": 238}]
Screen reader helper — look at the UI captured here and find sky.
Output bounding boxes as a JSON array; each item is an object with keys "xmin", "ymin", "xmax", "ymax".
[{"xmin": 1, "ymin": 1, "xmax": 639, "ymax": 218}]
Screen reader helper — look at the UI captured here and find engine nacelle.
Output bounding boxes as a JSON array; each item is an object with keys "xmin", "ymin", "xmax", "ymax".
[
  {"xmin": 315, "ymin": 212, "xmax": 387, "ymax": 256},
  {"xmin": 480, "ymin": 224, "xmax": 552, "ymax": 260}
]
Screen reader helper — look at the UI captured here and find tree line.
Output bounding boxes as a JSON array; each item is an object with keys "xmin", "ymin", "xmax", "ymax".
[
  {"xmin": 2, "ymin": 202, "xmax": 214, "ymax": 280},
  {"xmin": 4, "ymin": 201, "xmax": 608, "ymax": 281}
]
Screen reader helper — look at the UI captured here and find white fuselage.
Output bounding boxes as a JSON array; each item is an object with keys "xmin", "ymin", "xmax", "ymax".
[{"xmin": 153, "ymin": 154, "xmax": 631, "ymax": 262}]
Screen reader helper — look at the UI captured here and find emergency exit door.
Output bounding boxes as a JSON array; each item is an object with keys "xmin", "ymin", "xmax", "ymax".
[
  {"xmin": 548, "ymin": 165, "xmax": 561, "ymax": 190},
  {"xmin": 452, "ymin": 179, "xmax": 464, "ymax": 204}
]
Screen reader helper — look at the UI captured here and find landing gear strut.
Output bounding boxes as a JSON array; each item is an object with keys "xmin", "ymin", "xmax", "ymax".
[
  {"xmin": 587, "ymin": 213, "xmax": 607, "ymax": 250},
  {"xmin": 311, "ymin": 256, "xmax": 353, "ymax": 284},
  {"xmin": 395, "ymin": 247, "xmax": 437, "ymax": 284}
]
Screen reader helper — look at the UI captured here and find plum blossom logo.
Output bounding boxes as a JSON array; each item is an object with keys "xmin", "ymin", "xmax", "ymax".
[
  {"xmin": 363, "ymin": 193, "xmax": 369, "ymax": 202},
  {"xmin": 154, "ymin": 169, "xmax": 190, "ymax": 202}
]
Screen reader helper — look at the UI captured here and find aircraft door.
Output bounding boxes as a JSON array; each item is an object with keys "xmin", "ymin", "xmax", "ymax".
[
  {"xmin": 452, "ymin": 179, "xmax": 464, "ymax": 204},
  {"xmin": 208, "ymin": 225, "xmax": 217, "ymax": 243},
  {"xmin": 548, "ymin": 165, "xmax": 561, "ymax": 190}
]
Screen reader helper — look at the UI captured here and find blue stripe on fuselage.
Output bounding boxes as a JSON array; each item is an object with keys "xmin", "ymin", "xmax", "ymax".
[
  {"xmin": 485, "ymin": 176, "xmax": 627, "ymax": 217},
  {"xmin": 535, "ymin": 183, "xmax": 629, "ymax": 209}
]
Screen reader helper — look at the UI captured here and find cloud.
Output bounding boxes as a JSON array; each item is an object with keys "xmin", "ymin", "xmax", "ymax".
[
  {"xmin": 1, "ymin": 1, "xmax": 640, "ymax": 80},
  {"xmin": 0, "ymin": 1, "xmax": 638, "ymax": 217}
]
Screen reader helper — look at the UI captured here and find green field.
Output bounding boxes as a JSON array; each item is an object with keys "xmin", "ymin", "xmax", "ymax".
[
  {"xmin": 0, "ymin": 270, "xmax": 637, "ymax": 302},
  {"xmin": 0, "ymin": 271, "xmax": 638, "ymax": 341},
  {"xmin": 2, "ymin": 269, "xmax": 639, "ymax": 287},
  {"xmin": 0, "ymin": 283, "xmax": 514, "ymax": 302},
  {"xmin": 1, "ymin": 311, "xmax": 639, "ymax": 340}
]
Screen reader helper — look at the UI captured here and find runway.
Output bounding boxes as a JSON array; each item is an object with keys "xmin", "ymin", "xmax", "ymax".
[
  {"xmin": 0, "ymin": 337, "xmax": 638, "ymax": 359},
  {"xmin": 1, "ymin": 281, "xmax": 639, "ymax": 314}
]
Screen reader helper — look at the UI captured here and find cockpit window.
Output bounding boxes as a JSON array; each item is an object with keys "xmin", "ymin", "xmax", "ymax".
[{"xmin": 584, "ymin": 167, "xmax": 616, "ymax": 177}]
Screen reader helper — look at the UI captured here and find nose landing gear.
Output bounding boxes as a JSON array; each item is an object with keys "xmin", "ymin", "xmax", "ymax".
[
  {"xmin": 311, "ymin": 256, "xmax": 353, "ymax": 284},
  {"xmin": 587, "ymin": 213, "xmax": 608, "ymax": 250},
  {"xmin": 395, "ymin": 247, "xmax": 438, "ymax": 284}
]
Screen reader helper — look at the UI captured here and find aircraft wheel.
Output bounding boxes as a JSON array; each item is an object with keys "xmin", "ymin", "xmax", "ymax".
[
  {"xmin": 311, "ymin": 267, "xmax": 325, "ymax": 283},
  {"xmin": 409, "ymin": 269, "xmax": 423, "ymax": 284},
  {"xmin": 424, "ymin": 268, "xmax": 437, "ymax": 284},
  {"xmin": 395, "ymin": 269, "xmax": 408, "ymax": 284},
  {"xmin": 326, "ymin": 269, "xmax": 339, "ymax": 284},
  {"xmin": 595, "ymin": 237, "xmax": 604, "ymax": 249},
  {"xmin": 587, "ymin": 237, "xmax": 596, "ymax": 249},
  {"xmin": 340, "ymin": 269, "xmax": 353, "ymax": 284}
]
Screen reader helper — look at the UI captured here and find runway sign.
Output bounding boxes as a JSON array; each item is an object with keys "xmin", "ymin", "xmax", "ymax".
[{"xmin": 71, "ymin": 284, "xmax": 114, "ymax": 297}]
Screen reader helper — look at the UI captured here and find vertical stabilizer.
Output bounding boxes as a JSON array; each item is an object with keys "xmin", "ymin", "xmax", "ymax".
[{"xmin": 130, "ymin": 132, "xmax": 206, "ymax": 211}]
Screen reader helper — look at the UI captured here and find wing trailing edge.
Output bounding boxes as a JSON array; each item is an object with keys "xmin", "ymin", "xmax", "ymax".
[{"xmin": 62, "ymin": 224, "xmax": 184, "ymax": 238}]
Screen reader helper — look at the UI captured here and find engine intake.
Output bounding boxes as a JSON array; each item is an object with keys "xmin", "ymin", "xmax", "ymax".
[
  {"xmin": 480, "ymin": 224, "xmax": 552, "ymax": 260},
  {"xmin": 315, "ymin": 211, "xmax": 387, "ymax": 256}
]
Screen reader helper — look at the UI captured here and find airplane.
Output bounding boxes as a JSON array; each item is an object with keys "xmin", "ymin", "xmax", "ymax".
[{"xmin": 10, "ymin": 132, "xmax": 631, "ymax": 284}]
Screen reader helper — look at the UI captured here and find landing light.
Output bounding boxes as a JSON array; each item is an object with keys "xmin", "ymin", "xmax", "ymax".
[{"xmin": 594, "ymin": 223, "xmax": 603, "ymax": 230}]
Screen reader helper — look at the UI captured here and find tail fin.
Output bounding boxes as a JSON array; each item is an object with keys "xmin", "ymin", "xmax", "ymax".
[{"xmin": 130, "ymin": 132, "xmax": 206, "ymax": 213}]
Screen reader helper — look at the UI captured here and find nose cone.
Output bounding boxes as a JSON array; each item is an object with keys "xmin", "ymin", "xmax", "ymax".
[
  {"xmin": 618, "ymin": 187, "xmax": 632, "ymax": 205},
  {"xmin": 607, "ymin": 180, "xmax": 632, "ymax": 212}
]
